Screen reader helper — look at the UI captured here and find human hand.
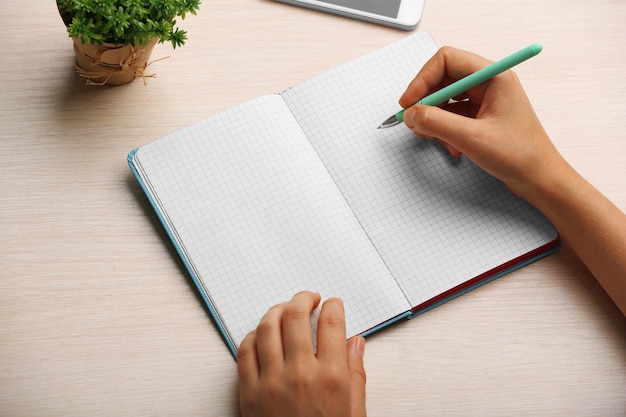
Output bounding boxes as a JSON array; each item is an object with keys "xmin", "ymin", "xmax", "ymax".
[
  {"xmin": 400, "ymin": 46, "xmax": 569, "ymax": 201},
  {"xmin": 237, "ymin": 291, "xmax": 367, "ymax": 417}
]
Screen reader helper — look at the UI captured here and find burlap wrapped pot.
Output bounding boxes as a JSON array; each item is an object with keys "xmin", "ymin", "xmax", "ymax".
[{"xmin": 72, "ymin": 37, "xmax": 159, "ymax": 86}]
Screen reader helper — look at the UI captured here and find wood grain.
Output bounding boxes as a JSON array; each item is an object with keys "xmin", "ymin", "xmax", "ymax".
[{"xmin": 1, "ymin": 1, "xmax": 624, "ymax": 416}]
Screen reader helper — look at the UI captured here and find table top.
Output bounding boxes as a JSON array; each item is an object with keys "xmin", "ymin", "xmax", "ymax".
[{"xmin": 1, "ymin": 1, "xmax": 625, "ymax": 416}]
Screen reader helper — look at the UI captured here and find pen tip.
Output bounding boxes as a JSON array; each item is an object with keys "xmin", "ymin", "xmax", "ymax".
[{"xmin": 378, "ymin": 115, "xmax": 401, "ymax": 129}]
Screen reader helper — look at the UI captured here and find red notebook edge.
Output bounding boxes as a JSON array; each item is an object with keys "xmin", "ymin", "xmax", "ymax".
[
  {"xmin": 359, "ymin": 236, "xmax": 561, "ymax": 339},
  {"xmin": 408, "ymin": 235, "xmax": 562, "ymax": 316}
]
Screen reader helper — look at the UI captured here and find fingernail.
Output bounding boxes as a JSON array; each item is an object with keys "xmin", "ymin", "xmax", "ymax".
[{"xmin": 352, "ymin": 336, "xmax": 365, "ymax": 359}]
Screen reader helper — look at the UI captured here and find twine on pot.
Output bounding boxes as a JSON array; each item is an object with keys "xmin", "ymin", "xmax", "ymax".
[{"xmin": 73, "ymin": 38, "xmax": 168, "ymax": 86}]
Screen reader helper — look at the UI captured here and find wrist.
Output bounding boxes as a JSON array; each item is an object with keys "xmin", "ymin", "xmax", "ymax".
[{"xmin": 507, "ymin": 155, "xmax": 579, "ymax": 215}]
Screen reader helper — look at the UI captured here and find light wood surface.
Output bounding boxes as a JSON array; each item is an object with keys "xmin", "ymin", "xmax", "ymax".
[{"xmin": 1, "ymin": 1, "xmax": 625, "ymax": 416}]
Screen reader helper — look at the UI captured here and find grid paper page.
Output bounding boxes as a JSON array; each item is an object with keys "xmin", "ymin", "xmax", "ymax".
[
  {"xmin": 133, "ymin": 95, "xmax": 410, "ymax": 348},
  {"xmin": 283, "ymin": 32, "xmax": 558, "ymax": 306}
]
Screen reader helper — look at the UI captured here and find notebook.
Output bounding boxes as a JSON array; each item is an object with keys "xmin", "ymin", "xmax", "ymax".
[{"xmin": 128, "ymin": 32, "xmax": 559, "ymax": 357}]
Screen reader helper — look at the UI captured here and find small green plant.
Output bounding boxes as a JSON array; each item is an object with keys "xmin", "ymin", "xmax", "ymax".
[{"xmin": 56, "ymin": 0, "xmax": 201, "ymax": 48}]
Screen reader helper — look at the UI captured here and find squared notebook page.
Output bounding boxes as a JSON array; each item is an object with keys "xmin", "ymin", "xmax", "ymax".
[
  {"xmin": 132, "ymin": 94, "xmax": 410, "ymax": 348},
  {"xmin": 283, "ymin": 32, "xmax": 557, "ymax": 306}
]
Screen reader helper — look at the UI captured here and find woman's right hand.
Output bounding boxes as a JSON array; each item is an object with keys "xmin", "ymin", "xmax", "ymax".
[
  {"xmin": 399, "ymin": 46, "xmax": 568, "ymax": 203},
  {"xmin": 401, "ymin": 46, "xmax": 626, "ymax": 315}
]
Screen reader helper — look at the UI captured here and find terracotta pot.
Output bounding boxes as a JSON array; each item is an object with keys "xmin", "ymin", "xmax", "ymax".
[{"xmin": 72, "ymin": 38, "xmax": 159, "ymax": 86}]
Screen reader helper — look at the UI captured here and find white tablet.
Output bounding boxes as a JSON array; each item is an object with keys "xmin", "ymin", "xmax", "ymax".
[{"xmin": 274, "ymin": 0, "xmax": 425, "ymax": 31}]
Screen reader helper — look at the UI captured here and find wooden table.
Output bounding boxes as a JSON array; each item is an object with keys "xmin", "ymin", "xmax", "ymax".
[{"xmin": 1, "ymin": 1, "xmax": 625, "ymax": 416}]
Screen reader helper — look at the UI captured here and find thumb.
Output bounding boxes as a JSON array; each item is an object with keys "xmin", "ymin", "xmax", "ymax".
[
  {"xmin": 347, "ymin": 336, "xmax": 367, "ymax": 417},
  {"xmin": 404, "ymin": 104, "xmax": 479, "ymax": 156}
]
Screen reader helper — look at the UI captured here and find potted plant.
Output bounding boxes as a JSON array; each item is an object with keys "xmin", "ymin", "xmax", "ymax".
[{"xmin": 56, "ymin": 0, "xmax": 201, "ymax": 85}]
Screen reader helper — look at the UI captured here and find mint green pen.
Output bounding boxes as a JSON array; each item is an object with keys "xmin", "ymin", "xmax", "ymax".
[{"xmin": 377, "ymin": 43, "xmax": 543, "ymax": 129}]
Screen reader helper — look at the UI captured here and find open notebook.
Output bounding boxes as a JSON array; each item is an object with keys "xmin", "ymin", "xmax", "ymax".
[{"xmin": 129, "ymin": 32, "xmax": 559, "ymax": 357}]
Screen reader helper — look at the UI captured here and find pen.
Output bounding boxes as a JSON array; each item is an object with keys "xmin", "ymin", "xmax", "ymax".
[{"xmin": 377, "ymin": 43, "xmax": 543, "ymax": 129}]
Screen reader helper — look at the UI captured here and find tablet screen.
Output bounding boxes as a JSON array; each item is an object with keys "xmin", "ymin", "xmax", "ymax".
[{"xmin": 318, "ymin": 0, "xmax": 402, "ymax": 18}]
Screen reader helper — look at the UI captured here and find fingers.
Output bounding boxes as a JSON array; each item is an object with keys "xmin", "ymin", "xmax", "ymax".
[
  {"xmin": 347, "ymin": 336, "xmax": 367, "ymax": 417},
  {"xmin": 242, "ymin": 292, "xmax": 345, "ymax": 372},
  {"xmin": 399, "ymin": 46, "xmax": 494, "ymax": 109},
  {"xmin": 316, "ymin": 297, "xmax": 347, "ymax": 361},
  {"xmin": 281, "ymin": 291, "xmax": 321, "ymax": 360},
  {"xmin": 398, "ymin": 47, "xmax": 502, "ymax": 160},
  {"xmin": 237, "ymin": 331, "xmax": 259, "ymax": 398},
  {"xmin": 404, "ymin": 104, "xmax": 480, "ymax": 156},
  {"xmin": 255, "ymin": 302, "xmax": 287, "ymax": 371},
  {"xmin": 237, "ymin": 293, "xmax": 362, "ymax": 417}
]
